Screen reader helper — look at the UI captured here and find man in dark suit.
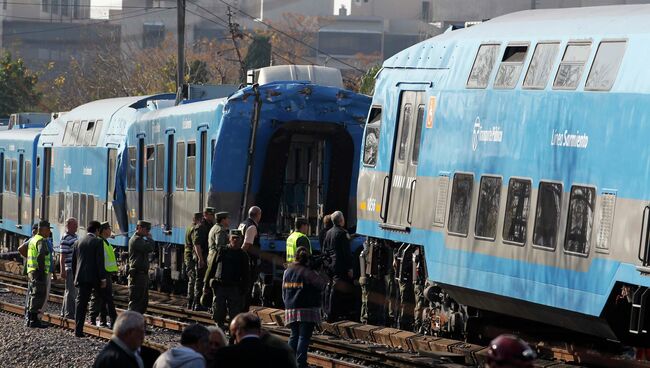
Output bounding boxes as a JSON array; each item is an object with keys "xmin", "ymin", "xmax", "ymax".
[
  {"xmin": 213, "ymin": 312, "xmax": 294, "ymax": 368},
  {"xmin": 322, "ymin": 211, "xmax": 355, "ymax": 322},
  {"xmin": 73, "ymin": 220, "xmax": 107, "ymax": 337},
  {"xmin": 93, "ymin": 311, "xmax": 146, "ymax": 368}
]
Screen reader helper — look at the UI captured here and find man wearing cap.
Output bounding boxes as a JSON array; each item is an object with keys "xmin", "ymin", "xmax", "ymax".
[
  {"xmin": 25, "ymin": 220, "xmax": 53, "ymax": 328},
  {"xmin": 204, "ymin": 229, "xmax": 250, "ymax": 328},
  {"xmin": 19, "ymin": 223, "xmax": 38, "ymax": 325},
  {"xmin": 238, "ymin": 206, "xmax": 262, "ymax": 310},
  {"xmin": 128, "ymin": 220, "xmax": 154, "ymax": 315},
  {"xmin": 208, "ymin": 212, "xmax": 230, "ymax": 256},
  {"xmin": 184, "ymin": 212, "xmax": 202, "ymax": 310},
  {"xmin": 90, "ymin": 222, "xmax": 118, "ymax": 327},
  {"xmin": 192, "ymin": 207, "xmax": 215, "ymax": 311},
  {"xmin": 286, "ymin": 217, "xmax": 312, "ymax": 264}
]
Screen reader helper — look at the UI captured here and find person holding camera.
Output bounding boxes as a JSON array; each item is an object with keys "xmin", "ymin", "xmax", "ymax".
[{"xmin": 282, "ymin": 246, "xmax": 328, "ymax": 368}]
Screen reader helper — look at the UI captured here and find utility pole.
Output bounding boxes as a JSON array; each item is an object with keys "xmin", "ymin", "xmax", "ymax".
[
  {"xmin": 227, "ymin": 6, "xmax": 246, "ymax": 83},
  {"xmin": 176, "ymin": 0, "xmax": 186, "ymax": 101}
]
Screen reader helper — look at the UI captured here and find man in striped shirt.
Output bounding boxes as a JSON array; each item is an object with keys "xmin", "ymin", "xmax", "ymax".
[{"xmin": 59, "ymin": 217, "xmax": 78, "ymax": 319}]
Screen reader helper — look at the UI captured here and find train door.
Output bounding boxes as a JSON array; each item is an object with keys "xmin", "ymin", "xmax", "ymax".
[
  {"xmin": 164, "ymin": 134, "xmax": 174, "ymax": 232},
  {"xmin": 17, "ymin": 153, "xmax": 23, "ymax": 226},
  {"xmin": 383, "ymin": 91, "xmax": 426, "ymax": 230},
  {"xmin": 42, "ymin": 147, "xmax": 51, "ymax": 221},
  {"xmin": 107, "ymin": 148, "xmax": 118, "ymax": 230},
  {"xmin": 199, "ymin": 130, "xmax": 207, "ymax": 211},
  {"xmin": 137, "ymin": 137, "xmax": 145, "ymax": 220},
  {"xmin": 22, "ymin": 159, "xmax": 32, "ymax": 226}
]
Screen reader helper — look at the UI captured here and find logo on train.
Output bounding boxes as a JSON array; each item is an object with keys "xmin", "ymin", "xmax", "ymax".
[
  {"xmin": 472, "ymin": 117, "xmax": 503, "ymax": 151},
  {"xmin": 550, "ymin": 129, "xmax": 589, "ymax": 149}
]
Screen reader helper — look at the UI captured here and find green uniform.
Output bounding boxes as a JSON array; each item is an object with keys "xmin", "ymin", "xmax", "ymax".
[
  {"xmin": 184, "ymin": 224, "xmax": 197, "ymax": 307},
  {"xmin": 27, "ymin": 235, "xmax": 50, "ymax": 314},
  {"xmin": 285, "ymin": 231, "xmax": 311, "ymax": 263},
  {"xmin": 191, "ymin": 219, "xmax": 212, "ymax": 306},
  {"xmin": 204, "ymin": 245, "xmax": 249, "ymax": 327},
  {"xmin": 128, "ymin": 233, "xmax": 154, "ymax": 314}
]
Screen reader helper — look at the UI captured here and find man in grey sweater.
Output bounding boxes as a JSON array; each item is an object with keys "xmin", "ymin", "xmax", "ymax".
[{"xmin": 153, "ymin": 324, "xmax": 210, "ymax": 368}]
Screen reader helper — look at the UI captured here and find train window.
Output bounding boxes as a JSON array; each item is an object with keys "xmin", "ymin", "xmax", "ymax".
[
  {"xmin": 397, "ymin": 104, "xmax": 412, "ymax": 162},
  {"xmin": 82, "ymin": 121, "xmax": 95, "ymax": 146},
  {"xmin": 362, "ymin": 107, "xmax": 381, "ymax": 167},
  {"xmin": 176, "ymin": 142, "xmax": 185, "ymax": 189},
  {"xmin": 186, "ymin": 142, "xmax": 196, "ymax": 191},
  {"xmin": 62, "ymin": 121, "xmax": 74, "ymax": 146},
  {"xmin": 127, "ymin": 146, "xmax": 136, "ymax": 190},
  {"xmin": 553, "ymin": 42, "xmax": 591, "ymax": 90},
  {"xmin": 91, "ymin": 120, "xmax": 103, "ymax": 146},
  {"xmin": 467, "ymin": 44, "xmax": 500, "ymax": 89},
  {"xmin": 10, "ymin": 159, "xmax": 16, "ymax": 193},
  {"xmin": 523, "ymin": 43, "xmax": 559, "ymax": 89},
  {"xmin": 108, "ymin": 149, "xmax": 117, "ymax": 198},
  {"xmin": 411, "ymin": 105, "xmax": 425, "ymax": 164},
  {"xmin": 155, "ymin": 144, "xmax": 164, "ymax": 190},
  {"xmin": 35, "ymin": 156, "xmax": 40, "ymax": 192},
  {"xmin": 24, "ymin": 161, "xmax": 31, "ymax": 197},
  {"xmin": 57, "ymin": 192, "xmax": 65, "ymax": 224},
  {"xmin": 87, "ymin": 195, "xmax": 94, "ymax": 223},
  {"xmin": 564, "ymin": 185, "xmax": 596, "ymax": 256},
  {"xmin": 448, "ymin": 173, "xmax": 474, "ymax": 236},
  {"xmin": 79, "ymin": 194, "xmax": 87, "ymax": 228},
  {"xmin": 502, "ymin": 178, "xmax": 531, "ymax": 245},
  {"xmin": 585, "ymin": 41, "xmax": 626, "ymax": 91},
  {"xmin": 596, "ymin": 190, "xmax": 616, "ymax": 253},
  {"xmin": 72, "ymin": 193, "xmax": 80, "ymax": 222},
  {"xmin": 146, "ymin": 145, "xmax": 154, "ymax": 190},
  {"xmin": 4, "ymin": 159, "xmax": 9, "ymax": 193},
  {"xmin": 494, "ymin": 45, "xmax": 528, "ymax": 89},
  {"xmin": 72, "ymin": 121, "xmax": 82, "ymax": 146},
  {"xmin": 78, "ymin": 121, "xmax": 89, "ymax": 146},
  {"xmin": 211, "ymin": 139, "xmax": 216, "ymax": 163},
  {"xmin": 475, "ymin": 176, "xmax": 502, "ymax": 240},
  {"xmin": 533, "ymin": 182, "xmax": 563, "ymax": 250}
]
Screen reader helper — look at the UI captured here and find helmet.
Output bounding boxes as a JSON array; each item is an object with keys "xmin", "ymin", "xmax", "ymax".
[{"xmin": 486, "ymin": 334, "xmax": 536, "ymax": 368}]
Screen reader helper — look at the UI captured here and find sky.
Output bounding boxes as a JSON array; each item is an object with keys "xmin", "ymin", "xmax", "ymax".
[{"xmin": 91, "ymin": 0, "xmax": 122, "ymax": 19}]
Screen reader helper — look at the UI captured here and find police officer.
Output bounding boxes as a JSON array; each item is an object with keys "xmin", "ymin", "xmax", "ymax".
[
  {"xmin": 185, "ymin": 212, "xmax": 202, "ymax": 310},
  {"xmin": 128, "ymin": 220, "xmax": 154, "ymax": 314},
  {"xmin": 26, "ymin": 220, "xmax": 53, "ymax": 328},
  {"xmin": 286, "ymin": 217, "xmax": 311, "ymax": 264},
  {"xmin": 192, "ymin": 207, "xmax": 215, "ymax": 310},
  {"xmin": 89, "ymin": 222, "xmax": 118, "ymax": 327},
  {"xmin": 204, "ymin": 229, "xmax": 250, "ymax": 328},
  {"xmin": 239, "ymin": 206, "xmax": 261, "ymax": 310},
  {"xmin": 209, "ymin": 212, "xmax": 230, "ymax": 256},
  {"xmin": 359, "ymin": 238, "xmax": 392, "ymax": 326}
]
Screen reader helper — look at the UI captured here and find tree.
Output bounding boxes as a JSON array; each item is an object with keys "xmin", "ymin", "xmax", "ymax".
[
  {"xmin": 0, "ymin": 51, "xmax": 41, "ymax": 117},
  {"xmin": 358, "ymin": 64, "xmax": 382, "ymax": 95},
  {"xmin": 244, "ymin": 34, "xmax": 272, "ymax": 70}
]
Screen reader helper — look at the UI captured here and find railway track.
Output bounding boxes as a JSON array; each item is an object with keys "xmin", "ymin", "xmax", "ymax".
[{"xmin": 0, "ymin": 260, "xmax": 647, "ymax": 368}]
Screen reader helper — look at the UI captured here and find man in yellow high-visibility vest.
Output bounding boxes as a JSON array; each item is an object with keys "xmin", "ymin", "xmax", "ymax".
[
  {"xmin": 286, "ymin": 218, "xmax": 312, "ymax": 264},
  {"xmin": 90, "ymin": 222, "xmax": 119, "ymax": 328},
  {"xmin": 26, "ymin": 220, "xmax": 53, "ymax": 328}
]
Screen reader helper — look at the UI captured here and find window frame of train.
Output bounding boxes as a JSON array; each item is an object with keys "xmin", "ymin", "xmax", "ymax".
[
  {"xmin": 584, "ymin": 40, "xmax": 627, "ymax": 92},
  {"xmin": 23, "ymin": 160, "xmax": 31, "ymax": 198},
  {"xmin": 10, "ymin": 158, "xmax": 17, "ymax": 194},
  {"xmin": 145, "ymin": 145, "xmax": 155, "ymax": 191},
  {"xmin": 4, "ymin": 158, "xmax": 10, "ymax": 194},
  {"xmin": 362, "ymin": 106, "xmax": 382, "ymax": 167},
  {"xmin": 522, "ymin": 42, "xmax": 560, "ymax": 90},
  {"xmin": 553, "ymin": 41, "xmax": 592, "ymax": 90},
  {"xmin": 155, "ymin": 143, "xmax": 164, "ymax": 190},
  {"xmin": 563, "ymin": 184, "xmax": 596, "ymax": 257},
  {"xmin": 447, "ymin": 172, "xmax": 474, "ymax": 237},
  {"xmin": 176, "ymin": 141, "xmax": 185, "ymax": 190},
  {"xmin": 502, "ymin": 177, "xmax": 532, "ymax": 246},
  {"xmin": 494, "ymin": 43, "xmax": 529, "ymax": 89},
  {"xmin": 186, "ymin": 141, "xmax": 196, "ymax": 191},
  {"xmin": 532, "ymin": 181, "xmax": 563, "ymax": 251},
  {"xmin": 127, "ymin": 146, "xmax": 136, "ymax": 190},
  {"xmin": 474, "ymin": 175, "xmax": 502, "ymax": 241},
  {"xmin": 466, "ymin": 43, "xmax": 501, "ymax": 89}
]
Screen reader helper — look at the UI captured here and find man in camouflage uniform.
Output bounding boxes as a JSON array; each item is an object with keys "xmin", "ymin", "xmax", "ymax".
[
  {"xmin": 192, "ymin": 207, "xmax": 215, "ymax": 310},
  {"xmin": 185, "ymin": 212, "xmax": 202, "ymax": 310},
  {"xmin": 128, "ymin": 220, "xmax": 154, "ymax": 314}
]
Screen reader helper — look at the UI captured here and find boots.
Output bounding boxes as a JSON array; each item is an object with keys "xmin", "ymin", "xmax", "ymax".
[
  {"xmin": 108, "ymin": 317, "xmax": 117, "ymax": 330},
  {"xmin": 27, "ymin": 312, "xmax": 49, "ymax": 328},
  {"xmin": 89, "ymin": 316, "xmax": 97, "ymax": 326},
  {"xmin": 99, "ymin": 316, "xmax": 108, "ymax": 328}
]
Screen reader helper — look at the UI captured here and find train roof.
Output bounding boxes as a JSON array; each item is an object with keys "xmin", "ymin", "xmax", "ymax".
[{"xmin": 0, "ymin": 127, "xmax": 41, "ymax": 142}]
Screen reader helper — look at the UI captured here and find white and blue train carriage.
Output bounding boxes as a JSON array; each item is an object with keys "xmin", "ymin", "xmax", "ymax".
[{"xmin": 356, "ymin": 5, "xmax": 650, "ymax": 345}]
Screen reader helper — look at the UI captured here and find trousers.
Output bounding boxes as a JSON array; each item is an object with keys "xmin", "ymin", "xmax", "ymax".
[
  {"xmin": 61, "ymin": 269, "xmax": 76, "ymax": 319},
  {"xmin": 128, "ymin": 273, "xmax": 149, "ymax": 315},
  {"xmin": 288, "ymin": 322, "xmax": 315, "ymax": 368},
  {"xmin": 212, "ymin": 284, "xmax": 242, "ymax": 328},
  {"xmin": 90, "ymin": 277, "xmax": 117, "ymax": 322},
  {"xmin": 75, "ymin": 283, "xmax": 99, "ymax": 336},
  {"xmin": 27, "ymin": 271, "xmax": 49, "ymax": 314}
]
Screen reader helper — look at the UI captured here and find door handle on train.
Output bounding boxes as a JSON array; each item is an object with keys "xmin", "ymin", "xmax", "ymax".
[
  {"xmin": 379, "ymin": 175, "xmax": 389, "ymax": 222},
  {"xmin": 406, "ymin": 179, "xmax": 417, "ymax": 225},
  {"xmin": 639, "ymin": 206, "xmax": 650, "ymax": 265}
]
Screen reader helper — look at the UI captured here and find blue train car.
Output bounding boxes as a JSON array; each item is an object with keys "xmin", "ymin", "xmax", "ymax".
[
  {"xmin": 119, "ymin": 76, "xmax": 370, "ymax": 290},
  {"xmin": 356, "ymin": 5, "xmax": 650, "ymax": 345}
]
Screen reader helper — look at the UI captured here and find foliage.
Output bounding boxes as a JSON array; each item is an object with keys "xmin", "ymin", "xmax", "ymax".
[
  {"xmin": 358, "ymin": 64, "xmax": 382, "ymax": 95},
  {"xmin": 0, "ymin": 51, "xmax": 41, "ymax": 117},
  {"xmin": 244, "ymin": 34, "xmax": 272, "ymax": 70}
]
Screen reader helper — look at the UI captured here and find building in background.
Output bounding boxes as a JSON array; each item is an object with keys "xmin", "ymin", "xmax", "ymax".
[{"xmin": 0, "ymin": 0, "xmax": 119, "ymax": 76}]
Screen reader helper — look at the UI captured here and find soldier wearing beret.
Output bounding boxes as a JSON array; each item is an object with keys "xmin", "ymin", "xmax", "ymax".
[
  {"xmin": 191, "ymin": 207, "xmax": 215, "ymax": 310},
  {"xmin": 204, "ymin": 229, "xmax": 250, "ymax": 328},
  {"xmin": 184, "ymin": 212, "xmax": 203, "ymax": 310},
  {"xmin": 128, "ymin": 220, "xmax": 154, "ymax": 314}
]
